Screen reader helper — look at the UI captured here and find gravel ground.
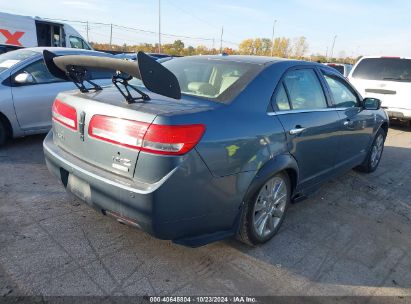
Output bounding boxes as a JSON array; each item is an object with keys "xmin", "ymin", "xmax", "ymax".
[{"xmin": 0, "ymin": 125, "xmax": 410, "ymax": 298}]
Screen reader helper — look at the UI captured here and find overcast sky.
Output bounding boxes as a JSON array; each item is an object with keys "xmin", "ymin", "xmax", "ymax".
[{"xmin": 2, "ymin": 0, "xmax": 411, "ymax": 57}]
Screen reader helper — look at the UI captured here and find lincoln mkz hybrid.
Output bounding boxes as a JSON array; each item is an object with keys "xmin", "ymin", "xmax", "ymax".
[{"xmin": 42, "ymin": 51, "xmax": 388, "ymax": 246}]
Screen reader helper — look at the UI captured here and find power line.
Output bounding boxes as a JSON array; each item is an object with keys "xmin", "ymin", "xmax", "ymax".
[
  {"xmin": 164, "ymin": 1, "xmax": 243, "ymax": 43},
  {"xmin": 47, "ymin": 18, "xmax": 217, "ymax": 44}
]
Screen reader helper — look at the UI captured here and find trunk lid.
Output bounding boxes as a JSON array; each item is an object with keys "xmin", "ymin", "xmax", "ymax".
[{"xmin": 52, "ymin": 86, "xmax": 213, "ymax": 179}]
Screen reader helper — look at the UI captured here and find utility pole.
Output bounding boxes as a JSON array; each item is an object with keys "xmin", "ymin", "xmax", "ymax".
[
  {"xmin": 325, "ymin": 46, "xmax": 328, "ymax": 59},
  {"xmin": 220, "ymin": 26, "xmax": 223, "ymax": 53},
  {"xmin": 212, "ymin": 38, "xmax": 215, "ymax": 54},
  {"xmin": 109, "ymin": 24, "xmax": 113, "ymax": 47},
  {"xmin": 330, "ymin": 35, "xmax": 337, "ymax": 60},
  {"xmin": 158, "ymin": 0, "xmax": 161, "ymax": 53},
  {"xmin": 86, "ymin": 21, "xmax": 89, "ymax": 42},
  {"xmin": 270, "ymin": 19, "xmax": 277, "ymax": 57}
]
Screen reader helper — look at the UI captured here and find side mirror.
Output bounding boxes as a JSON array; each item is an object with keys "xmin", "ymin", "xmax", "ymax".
[
  {"xmin": 363, "ymin": 97, "xmax": 381, "ymax": 110},
  {"xmin": 14, "ymin": 72, "xmax": 34, "ymax": 84}
]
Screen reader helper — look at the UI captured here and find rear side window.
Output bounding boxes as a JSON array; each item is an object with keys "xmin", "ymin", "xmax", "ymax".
[
  {"xmin": 352, "ymin": 58, "xmax": 411, "ymax": 82},
  {"xmin": 283, "ymin": 69, "xmax": 327, "ymax": 110},
  {"xmin": 273, "ymin": 83, "xmax": 291, "ymax": 111},
  {"xmin": 324, "ymin": 75, "xmax": 359, "ymax": 108}
]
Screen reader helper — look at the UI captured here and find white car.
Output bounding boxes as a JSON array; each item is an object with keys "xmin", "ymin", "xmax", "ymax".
[{"xmin": 349, "ymin": 56, "xmax": 411, "ymax": 123}]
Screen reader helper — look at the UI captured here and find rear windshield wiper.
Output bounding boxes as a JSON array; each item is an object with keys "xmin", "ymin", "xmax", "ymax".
[{"xmin": 112, "ymin": 72, "xmax": 150, "ymax": 104}]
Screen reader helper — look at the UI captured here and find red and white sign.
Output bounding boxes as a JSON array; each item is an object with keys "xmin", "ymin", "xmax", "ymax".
[{"xmin": 0, "ymin": 29, "xmax": 25, "ymax": 46}]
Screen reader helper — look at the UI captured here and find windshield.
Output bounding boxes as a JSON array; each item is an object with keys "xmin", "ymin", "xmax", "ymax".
[
  {"xmin": 352, "ymin": 58, "xmax": 411, "ymax": 82},
  {"xmin": 151, "ymin": 58, "xmax": 262, "ymax": 102},
  {"xmin": 0, "ymin": 50, "xmax": 36, "ymax": 73}
]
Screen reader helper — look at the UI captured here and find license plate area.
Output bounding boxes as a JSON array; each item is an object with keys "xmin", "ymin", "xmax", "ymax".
[{"xmin": 67, "ymin": 174, "xmax": 91, "ymax": 203}]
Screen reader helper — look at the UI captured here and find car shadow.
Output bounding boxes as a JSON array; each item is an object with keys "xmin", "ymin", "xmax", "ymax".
[
  {"xmin": 388, "ymin": 120, "xmax": 411, "ymax": 131},
  {"xmin": 222, "ymin": 144, "xmax": 411, "ymax": 292},
  {"xmin": 0, "ymin": 134, "xmax": 46, "ymax": 165}
]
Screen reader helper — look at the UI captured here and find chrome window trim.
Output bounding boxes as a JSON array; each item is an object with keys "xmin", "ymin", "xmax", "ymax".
[{"xmin": 267, "ymin": 107, "xmax": 350, "ymax": 116}]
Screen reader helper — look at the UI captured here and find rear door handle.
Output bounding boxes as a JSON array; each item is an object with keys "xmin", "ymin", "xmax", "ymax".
[{"xmin": 289, "ymin": 128, "xmax": 306, "ymax": 135}]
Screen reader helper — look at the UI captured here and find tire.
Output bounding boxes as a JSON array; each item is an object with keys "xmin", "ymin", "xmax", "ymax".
[
  {"xmin": 356, "ymin": 128, "xmax": 386, "ymax": 173},
  {"xmin": 0, "ymin": 121, "xmax": 6, "ymax": 147},
  {"xmin": 237, "ymin": 172, "xmax": 291, "ymax": 246}
]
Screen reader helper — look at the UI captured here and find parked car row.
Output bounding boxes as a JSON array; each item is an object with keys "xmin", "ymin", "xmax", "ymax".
[{"xmin": 0, "ymin": 41, "xmax": 403, "ymax": 247}]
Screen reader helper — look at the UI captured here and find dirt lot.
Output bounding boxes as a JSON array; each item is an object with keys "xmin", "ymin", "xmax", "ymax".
[{"xmin": 0, "ymin": 125, "xmax": 410, "ymax": 297}]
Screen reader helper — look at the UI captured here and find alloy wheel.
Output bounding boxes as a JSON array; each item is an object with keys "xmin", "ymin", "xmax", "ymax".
[{"xmin": 252, "ymin": 176, "xmax": 288, "ymax": 238}]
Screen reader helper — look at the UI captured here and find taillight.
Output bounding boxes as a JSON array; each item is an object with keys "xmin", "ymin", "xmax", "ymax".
[
  {"xmin": 52, "ymin": 99, "xmax": 77, "ymax": 130},
  {"xmin": 88, "ymin": 115, "xmax": 205, "ymax": 155},
  {"xmin": 142, "ymin": 124, "xmax": 205, "ymax": 155}
]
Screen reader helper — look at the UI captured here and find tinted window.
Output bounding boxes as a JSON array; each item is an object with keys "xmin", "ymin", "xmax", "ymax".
[
  {"xmin": 17, "ymin": 60, "xmax": 62, "ymax": 84},
  {"xmin": 352, "ymin": 58, "xmax": 411, "ymax": 82},
  {"xmin": 0, "ymin": 50, "xmax": 36, "ymax": 73},
  {"xmin": 324, "ymin": 75, "xmax": 358, "ymax": 108},
  {"xmin": 327, "ymin": 64, "xmax": 344, "ymax": 75},
  {"xmin": 69, "ymin": 36, "xmax": 90, "ymax": 50},
  {"xmin": 283, "ymin": 69, "xmax": 327, "ymax": 110},
  {"xmin": 273, "ymin": 83, "xmax": 290, "ymax": 111}
]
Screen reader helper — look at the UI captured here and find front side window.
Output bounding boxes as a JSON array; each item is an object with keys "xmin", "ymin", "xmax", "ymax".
[
  {"xmin": 283, "ymin": 69, "xmax": 327, "ymax": 110},
  {"xmin": 16, "ymin": 60, "xmax": 62, "ymax": 84},
  {"xmin": 69, "ymin": 36, "xmax": 90, "ymax": 50},
  {"xmin": 324, "ymin": 75, "xmax": 358, "ymax": 108}
]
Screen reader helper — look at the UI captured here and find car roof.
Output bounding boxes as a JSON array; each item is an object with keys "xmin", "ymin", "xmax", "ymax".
[
  {"xmin": 325, "ymin": 62, "xmax": 352, "ymax": 66},
  {"xmin": 181, "ymin": 55, "xmax": 290, "ymax": 65},
  {"xmin": 23, "ymin": 47, "xmax": 112, "ymax": 56},
  {"xmin": 358, "ymin": 55, "xmax": 411, "ymax": 60}
]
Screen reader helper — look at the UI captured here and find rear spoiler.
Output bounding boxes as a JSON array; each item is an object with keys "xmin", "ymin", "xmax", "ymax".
[{"xmin": 43, "ymin": 50, "xmax": 181, "ymax": 100}]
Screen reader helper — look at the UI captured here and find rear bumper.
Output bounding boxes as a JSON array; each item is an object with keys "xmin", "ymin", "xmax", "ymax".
[
  {"xmin": 43, "ymin": 131, "xmax": 243, "ymax": 245},
  {"xmin": 383, "ymin": 107, "xmax": 411, "ymax": 120}
]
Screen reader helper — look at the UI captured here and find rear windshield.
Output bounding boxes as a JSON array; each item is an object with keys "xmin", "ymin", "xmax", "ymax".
[
  {"xmin": 327, "ymin": 64, "xmax": 344, "ymax": 75},
  {"xmin": 160, "ymin": 58, "xmax": 262, "ymax": 103},
  {"xmin": 0, "ymin": 50, "xmax": 36, "ymax": 73},
  {"xmin": 352, "ymin": 58, "xmax": 411, "ymax": 82}
]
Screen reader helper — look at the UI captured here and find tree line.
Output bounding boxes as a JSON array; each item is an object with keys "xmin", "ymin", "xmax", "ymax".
[{"xmin": 91, "ymin": 36, "xmax": 356, "ymax": 64}]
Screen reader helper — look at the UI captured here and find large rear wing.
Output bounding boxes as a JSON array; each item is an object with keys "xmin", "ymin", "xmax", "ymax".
[{"xmin": 43, "ymin": 50, "xmax": 181, "ymax": 101}]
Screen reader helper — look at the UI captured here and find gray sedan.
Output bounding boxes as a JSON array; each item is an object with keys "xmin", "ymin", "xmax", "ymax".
[
  {"xmin": 0, "ymin": 47, "xmax": 114, "ymax": 145},
  {"xmin": 42, "ymin": 52, "xmax": 388, "ymax": 246}
]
